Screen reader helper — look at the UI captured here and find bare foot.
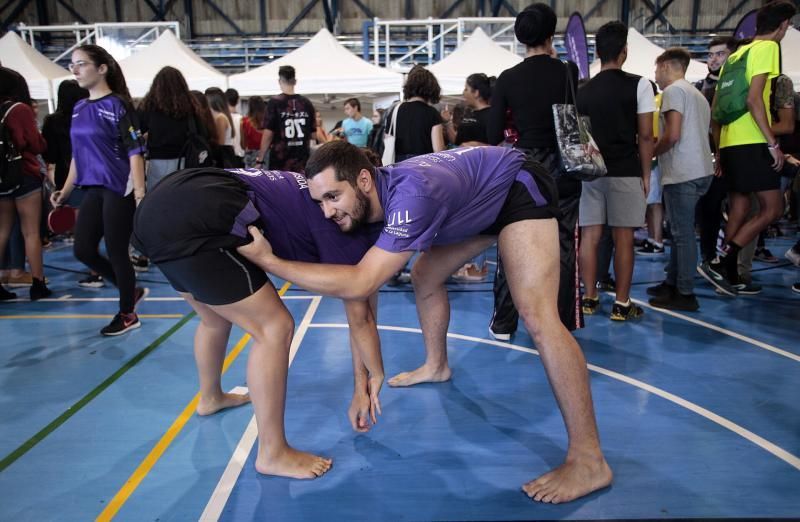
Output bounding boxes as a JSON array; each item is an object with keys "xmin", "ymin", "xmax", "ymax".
[
  {"xmin": 196, "ymin": 392, "xmax": 251, "ymax": 416},
  {"xmin": 522, "ymin": 457, "xmax": 612, "ymax": 504},
  {"xmin": 388, "ymin": 364, "xmax": 452, "ymax": 387},
  {"xmin": 255, "ymin": 447, "xmax": 333, "ymax": 479}
]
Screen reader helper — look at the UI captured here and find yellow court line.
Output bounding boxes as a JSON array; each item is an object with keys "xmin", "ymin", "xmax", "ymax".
[
  {"xmin": 0, "ymin": 314, "xmax": 184, "ymax": 320},
  {"xmin": 96, "ymin": 281, "xmax": 291, "ymax": 522}
]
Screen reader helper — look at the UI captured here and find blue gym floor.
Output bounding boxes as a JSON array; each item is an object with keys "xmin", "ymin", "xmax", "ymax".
[{"xmin": 0, "ymin": 235, "xmax": 798, "ymax": 521}]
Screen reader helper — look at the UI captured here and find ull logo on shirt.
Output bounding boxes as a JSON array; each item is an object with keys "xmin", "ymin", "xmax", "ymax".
[{"xmin": 387, "ymin": 210, "xmax": 413, "ymax": 227}]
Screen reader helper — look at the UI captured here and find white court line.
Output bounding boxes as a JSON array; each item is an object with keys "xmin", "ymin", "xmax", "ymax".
[
  {"xmin": 309, "ymin": 323, "xmax": 800, "ymax": 472},
  {"xmin": 199, "ymin": 296, "xmax": 323, "ymax": 522},
  {"xmin": 4, "ymin": 295, "xmax": 317, "ymax": 303},
  {"xmin": 620, "ymin": 294, "xmax": 800, "ymax": 363}
]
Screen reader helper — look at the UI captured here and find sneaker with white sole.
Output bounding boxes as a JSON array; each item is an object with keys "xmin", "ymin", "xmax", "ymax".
[
  {"xmin": 636, "ymin": 239, "xmax": 665, "ymax": 256},
  {"xmin": 489, "ymin": 328, "xmax": 512, "ymax": 341},
  {"xmin": 100, "ymin": 312, "xmax": 141, "ymax": 336},
  {"xmin": 78, "ymin": 274, "xmax": 105, "ymax": 288},
  {"xmin": 786, "ymin": 245, "xmax": 800, "ymax": 266},
  {"xmin": 697, "ymin": 261, "xmax": 737, "ymax": 297}
]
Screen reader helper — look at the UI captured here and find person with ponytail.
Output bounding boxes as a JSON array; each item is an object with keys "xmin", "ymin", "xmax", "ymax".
[
  {"xmin": 442, "ymin": 73, "xmax": 495, "ymax": 147},
  {"xmin": 50, "ymin": 44, "xmax": 148, "ymax": 336},
  {"xmin": 206, "ymin": 87, "xmax": 242, "ymax": 168}
]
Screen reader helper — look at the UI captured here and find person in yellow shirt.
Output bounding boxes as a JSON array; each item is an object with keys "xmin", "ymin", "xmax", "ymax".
[{"xmin": 698, "ymin": 0, "xmax": 796, "ymax": 296}]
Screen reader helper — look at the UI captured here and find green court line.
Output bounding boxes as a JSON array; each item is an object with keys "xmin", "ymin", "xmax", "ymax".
[{"xmin": 0, "ymin": 312, "xmax": 197, "ymax": 473}]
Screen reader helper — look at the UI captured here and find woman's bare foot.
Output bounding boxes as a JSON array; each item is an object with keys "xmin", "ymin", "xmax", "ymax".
[
  {"xmin": 255, "ymin": 447, "xmax": 333, "ymax": 479},
  {"xmin": 522, "ymin": 457, "xmax": 612, "ymax": 504},
  {"xmin": 196, "ymin": 392, "xmax": 251, "ymax": 416},
  {"xmin": 388, "ymin": 364, "xmax": 452, "ymax": 387}
]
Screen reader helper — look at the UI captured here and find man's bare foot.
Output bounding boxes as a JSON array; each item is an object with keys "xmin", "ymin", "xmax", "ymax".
[
  {"xmin": 196, "ymin": 392, "xmax": 251, "ymax": 416},
  {"xmin": 522, "ymin": 457, "xmax": 612, "ymax": 504},
  {"xmin": 255, "ymin": 447, "xmax": 333, "ymax": 479},
  {"xmin": 388, "ymin": 364, "xmax": 451, "ymax": 387}
]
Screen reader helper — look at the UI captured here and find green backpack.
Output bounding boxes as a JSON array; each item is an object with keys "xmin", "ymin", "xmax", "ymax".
[{"xmin": 713, "ymin": 48, "xmax": 751, "ymax": 125}]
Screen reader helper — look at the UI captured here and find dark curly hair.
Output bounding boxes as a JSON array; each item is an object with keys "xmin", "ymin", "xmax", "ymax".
[
  {"xmin": 403, "ymin": 65, "xmax": 441, "ymax": 104},
  {"xmin": 140, "ymin": 66, "xmax": 197, "ymax": 119},
  {"xmin": 191, "ymin": 90, "xmax": 219, "ymax": 147}
]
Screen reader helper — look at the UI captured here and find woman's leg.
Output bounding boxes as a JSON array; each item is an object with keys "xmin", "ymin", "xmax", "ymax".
[
  {"xmin": 15, "ymin": 190, "xmax": 44, "ymax": 280},
  {"xmin": 100, "ymin": 189, "xmax": 137, "ymax": 313}
]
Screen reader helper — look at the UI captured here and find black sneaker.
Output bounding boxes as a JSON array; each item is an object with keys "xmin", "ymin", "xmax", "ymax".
[
  {"xmin": 30, "ymin": 278, "xmax": 52, "ymax": 301},
  {"xmin": 79, "ymin": 274, "xmax": 105, "ymax": 288},
  {"xmin": 753, "ymin": 247, "xmax": 779, "ymax": 263},
  {"xmin": 488, "ymin": 328, "xmax": 512, "ymax": 341},
  {"xmin": 649, "ymin": 292, "xmax": 699, "ymax": 312},
  {"xmin": 646, "ymin": 281, "xmax": 675, "ymax": 298},
  {"xmin": 610, "ymin": 300, "xmax": 644, "ymax": 321},
  {"xmin": 636, "ymin": 240, "xmax": 665, "ymax": 256},
  {"xmin": 101, "ymin": 312, "xmax": 141, "ymax": 336},
  {"xmin": 731, "ymin": 280, "xmax": 762, "ymax": 295},
  {"xmin": 131, "ymin": 254, "xmax": 150, "ymax": 272},
  {"xmin": 792, "ymin": 282, "xmax": 800, "ymax": 294},
  {"xmin": 134, "ymin": 287, "xmax": 149, "ymax": 310},
  {"xmin": 0, "ymin": 286, "xmax": 16, "ymax": 301},
  {"xmin": 582, "ymin": 296, "xmax": 599, "ymax": 315},
  {"xmin": 697, "ymin": 261, "xmax": 737, "ymax": 297},
  {"xmin": 596, "ymin": 278, "xmax": 616, "ymax": 291}
]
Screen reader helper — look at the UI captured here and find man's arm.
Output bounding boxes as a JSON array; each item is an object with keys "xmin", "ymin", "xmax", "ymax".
[
  {"xmin": 637, "ymin": 112, "xmax": 654, "ymax": 195},
  {"xmin": 344, "ymin": 294, "xmax": 384, "ymax": 432},
  {"xmin": 653, "ymin": 111, "xmax": 682, "ymax": 157},
  {"xmin": 257, "ymin": 129, "xmax": 274, "ymax": 164},
  {"xmin": 772, "ymin": 107, "xmax": 795, "ymax": 136},
  {"xmin": 747, "ymin": 73, "xmax": 784, "ymax": 170},
  {"xmin": 238, "ymin": 226, "xmax": 413, "ymax": 300}
]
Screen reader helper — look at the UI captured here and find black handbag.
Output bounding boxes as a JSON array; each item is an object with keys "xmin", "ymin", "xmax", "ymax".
[
  {"xmin": 552, "ymin": 61, "xmax": 607, "ymax": 181},
  {"xmin": 180, "ymin": 115, "xmax": 213, "ymax": 168}
]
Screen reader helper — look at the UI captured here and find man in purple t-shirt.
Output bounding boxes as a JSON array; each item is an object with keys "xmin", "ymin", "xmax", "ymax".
[
  {"xmin": 238, "ymin": 141, "xmax": 612, "ymax": 504},
  {"xmin": 133, "ymin": 166, "xmax": 384, "ymax": 481}
]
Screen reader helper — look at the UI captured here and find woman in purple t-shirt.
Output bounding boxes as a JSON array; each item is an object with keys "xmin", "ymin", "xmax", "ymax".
[{"xmin": 51, "ymin": 45, "xmax": 147, "ymax": 337}]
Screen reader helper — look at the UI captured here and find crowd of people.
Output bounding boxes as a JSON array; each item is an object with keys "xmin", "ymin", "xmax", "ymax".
[{"xmin": 0, "ymin": 0, "xmax": 798, "ymax": 503}]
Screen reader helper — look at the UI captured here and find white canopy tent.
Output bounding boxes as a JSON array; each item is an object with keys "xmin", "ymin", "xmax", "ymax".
[
  {"xmin": 427, "ymin": 27, "xmax": 522, "ymax": 95},
  {"xmin": 229, "ymin": 28, "xmax": 403, "ymax": 97},
  {"xmin": 51, "ymin": 29, "xmax": 227, "ymax": 98},
  {"xmin": 1, "ymin": 31, "xmax": 69, "ymax": 109},
  {"xmin": 589, "ymin": 28, "xmax": 708, "ymax": 83},
  {"xmin": 780, "ymin": 27, "xmax": 800, "ymax": 86}
]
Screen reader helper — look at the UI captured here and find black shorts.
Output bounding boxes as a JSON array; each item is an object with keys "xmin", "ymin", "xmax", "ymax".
[
  {"xmin": 480, "ymin": 158, "xmax": 561, "ymax": 236},
  {"xmin": 0, "ymin": 174, "xmax": 42, "ymax": 200},
  {"xmin": 157, "ymin": 248, "xmax": 271, "ymax": 306},
  {"xmin": 720, "ymin": 143, "xmax": 781, "ymax": 193}
]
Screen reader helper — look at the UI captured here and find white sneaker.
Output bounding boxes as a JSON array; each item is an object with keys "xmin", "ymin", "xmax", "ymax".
[{"xmin": 786, "ymin": 246, "xmax": 800, "ymax": 267}]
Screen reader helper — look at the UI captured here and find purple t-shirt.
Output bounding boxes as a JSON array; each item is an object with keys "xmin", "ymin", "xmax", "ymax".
[
  {"xmin": 374, "ymin": 146, "xmax": 529, "ymax": 253},
  {"xmin": 228, "ymin": 169, "xmax": 378, "ymax": 264},
  {"xmin": 71, "ymin": 94, "xmax": 145, "ymax": 196}
]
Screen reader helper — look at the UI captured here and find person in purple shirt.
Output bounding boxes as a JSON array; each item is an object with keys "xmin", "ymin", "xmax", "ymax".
[
  {"xmin": 51, "ymin": 45, "xmax": 148, "ymax": 336},
  {"xmin": 238, "ymin": 141, "xmax": 613, "ymax": 504},
  {"xmin": 132, "ymin": 166, "xmax": 384, "ymax": 481}
]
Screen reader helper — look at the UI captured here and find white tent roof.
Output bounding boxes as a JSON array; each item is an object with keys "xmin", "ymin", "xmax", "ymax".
[
  {"xmin": 589, "ymin": 28, "xmax": 708, "ymax": 83},
  {"xmin": 0, "ymin": 31, "xmax": 69, "ymax": 101},
  {"xmin": 428, "ymin": 28, "xmax": 523, "ymax": 95},
  {"xmin": 781, "ymin": 27, "xmax": 800, "ymax": 86},
  {"xmin": 229, "ymin": 28, "xmax": 402, "ymax": 96},
  {"xmin": 52, "ymin": 30, "xmax": 227, "ymax": 98}
]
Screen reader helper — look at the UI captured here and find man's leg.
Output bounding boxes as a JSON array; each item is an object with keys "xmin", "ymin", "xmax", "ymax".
[
  {"xmin": 611, "ymin": 227, "xmax": 636, "ymax": 303},
  {"xmin": 178, "ymin": 292, "xmax": 250, "ymax": 416},
  {"xmin": 388, "ymin": 236, "xmax": 497, "ymax": 387},
  {"xmin": 579, "ymin": 225, "xmax": 603, "ymax": 300},
  {"xmin": 499, "ymin": 218, "xmax": 611, "ymax": 503},
  {"xmin": 210, "ymin": 284, "xmax": 332, "ymax": 479}
]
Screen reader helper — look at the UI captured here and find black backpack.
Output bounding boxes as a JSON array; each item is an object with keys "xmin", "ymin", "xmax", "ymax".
[
  {"xmin": 180, "ymin": 115, "xmax": 213, "ymax": 168},
  {"xmin": 0, "ymin": 102, "xmax": 24, "ymax": 195}
]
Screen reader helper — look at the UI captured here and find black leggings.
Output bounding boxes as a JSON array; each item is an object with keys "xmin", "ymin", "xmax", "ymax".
[{"xmin": 73, "ymin": 187, "xmax": 136, "ymax": 313}]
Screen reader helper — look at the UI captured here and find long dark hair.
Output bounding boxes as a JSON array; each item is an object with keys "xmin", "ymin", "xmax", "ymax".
[
  {"xmin": 140, "ymin": 66, "xmax": 196, "ymax": 119},
  {"xmin": 191, "ymin": 90, "xmax": 219, "ymax": 147},
  {"xmin": 54, "ymin": 80, "xmax": 89, "ymax": 127},
  {"xmin": 206, "ymin": 88, "xmax": 234, "ymax": 139},
  {"xmin": 247, "ymin": 96, "xmax": 266, "ymax": 130},
  {"xmin": 0, "ymin": 66, "xmax": 33, "ymax": 106},
  {"xmin": 75, "ymin": 44, "xmax": 132, "ymax": 105}
]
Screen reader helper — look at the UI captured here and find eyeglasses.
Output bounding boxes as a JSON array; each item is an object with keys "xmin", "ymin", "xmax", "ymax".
[{"xmin": 68, "ymin": 60, "xmax": 94, "ymax": 72}]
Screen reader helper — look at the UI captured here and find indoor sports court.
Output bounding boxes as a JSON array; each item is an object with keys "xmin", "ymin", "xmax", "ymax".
[{"xmin": 0, "ymin": 238, "xmax": 797, "ymax": 521}]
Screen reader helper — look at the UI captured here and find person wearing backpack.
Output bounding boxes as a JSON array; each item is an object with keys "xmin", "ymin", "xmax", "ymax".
[
  {"xmin": 0, "ymin": 66, "xmax": 51, "ymax": 301},
  {"xmin": 50, "ymin": 45, "xmax": 148, "ymax": 336},
  {"xmin": 698, "ymin": 0, "xmax": 797, "ymax": 296}
]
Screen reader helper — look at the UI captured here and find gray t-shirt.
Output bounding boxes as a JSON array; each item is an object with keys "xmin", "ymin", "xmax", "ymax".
[{"xmin": 658, "ymin": 78, "xmax": 713, "ymax": 185}]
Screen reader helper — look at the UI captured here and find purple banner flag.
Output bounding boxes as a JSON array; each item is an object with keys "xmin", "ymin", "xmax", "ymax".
[
  {"xmin": 565, "ymin": 12, "xmax": 590, "ymax": 79},
  {"xmin": 733, "ymin": 9, "xmax": 758, "ymax": 40}
]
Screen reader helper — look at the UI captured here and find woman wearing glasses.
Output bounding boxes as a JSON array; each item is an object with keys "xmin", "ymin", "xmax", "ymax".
[{"xmin": 51, "ymin": 45, "xmax": 148, "ymax": 336}]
